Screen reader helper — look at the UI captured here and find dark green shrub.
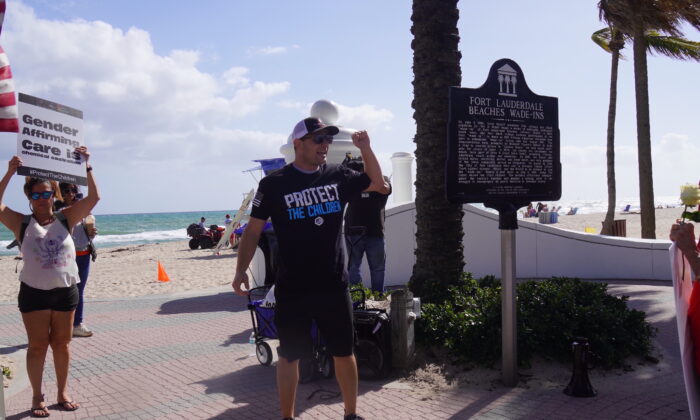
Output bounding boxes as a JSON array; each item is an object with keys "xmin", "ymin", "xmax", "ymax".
[{"xmin": 415, "ymin": 275, "xmax": 655, "ymax": 368}]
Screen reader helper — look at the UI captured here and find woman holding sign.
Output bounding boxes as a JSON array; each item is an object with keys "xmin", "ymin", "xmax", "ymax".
[{"xmin": 0, "ymin": 146, "xmax": 99, "ymax": 417}]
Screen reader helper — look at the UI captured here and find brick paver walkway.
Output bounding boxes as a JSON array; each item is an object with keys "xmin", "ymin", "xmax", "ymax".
[{"xmin": 0, "ymin": 283, "xmax": 690, "ymax": 419}]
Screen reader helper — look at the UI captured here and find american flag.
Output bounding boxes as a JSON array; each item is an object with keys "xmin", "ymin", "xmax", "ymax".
[{"xmin": 0, "ymin": 0, "xmax": 18, "ymax": 133}]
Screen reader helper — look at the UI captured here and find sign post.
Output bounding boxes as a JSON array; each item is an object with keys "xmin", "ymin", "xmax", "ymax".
[
  {"xmin": 16, "ymin": 93, "xmax": 86, "ymax": 185},
  {"xmin": 446, "ymin": 58, "xmax": 560, "ymax": 386}
]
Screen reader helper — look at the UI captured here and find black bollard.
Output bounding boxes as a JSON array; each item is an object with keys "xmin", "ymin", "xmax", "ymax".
[{"xmin": 563, "ymin": 337, "xmax": 597, "ymax": 397}]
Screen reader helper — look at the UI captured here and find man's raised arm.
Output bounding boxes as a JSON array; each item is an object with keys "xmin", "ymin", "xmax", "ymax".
[{"xmin": 352, "ymin": 130, "xmax": 389, "ymax": 194}]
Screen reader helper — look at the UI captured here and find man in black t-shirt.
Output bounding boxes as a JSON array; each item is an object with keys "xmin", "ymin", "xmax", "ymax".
[
  {"xmin": 344, "ymin": 158, "xmax": 392, "ymax": 292},
  {"xmin": 232, "ymin": 117, "xmax": 388, "ymax": 420}
]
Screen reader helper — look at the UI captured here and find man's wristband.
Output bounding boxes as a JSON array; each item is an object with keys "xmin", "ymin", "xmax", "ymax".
[{"xmin": 86, "ymin": 165, "xmax": 93, "ymax": 172}]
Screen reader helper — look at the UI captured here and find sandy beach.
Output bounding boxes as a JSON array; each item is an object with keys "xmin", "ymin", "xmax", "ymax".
[
  {"xmin": 530, "ymin": 206, "xmax": 697, "ymax": 240},
  {"xmin": 0, "ymin": 241, "xmax": 238, "ymax": 303},
  {"xmin": 0, "ymin": 207, "xmax": 695, "ymax": 303}
]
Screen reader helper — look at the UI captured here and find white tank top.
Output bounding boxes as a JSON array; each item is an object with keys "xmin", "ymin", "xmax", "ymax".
[{"xmin": 19, "ymin": 216, "xmax": 80, "ymax": 290}]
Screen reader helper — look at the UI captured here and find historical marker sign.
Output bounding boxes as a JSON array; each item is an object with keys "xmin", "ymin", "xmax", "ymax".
[{"xmin": 446, "ymin": 59, "xmax": 560, "ymax": 205}]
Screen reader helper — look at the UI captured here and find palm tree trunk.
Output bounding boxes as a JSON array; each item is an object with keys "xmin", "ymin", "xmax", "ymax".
[
  {"xmin": 601, "ymin": 33, "xmax": 622, "ymax": 236},
  {"xmin": 409, "ymin": 0, "xmax": 464, "ymax": 303},
  {"xmin": 632, "ymin": 27, "xmax": 656, "ymax": 239}
]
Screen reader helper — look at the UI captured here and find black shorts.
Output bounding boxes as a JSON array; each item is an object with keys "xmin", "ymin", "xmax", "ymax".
[
  {"xmin": 274, "ymin": 289, "xmax": 354, "ymax": 362},
  {"xmin": 18, "ymin": 282, "xmax": 79, "ymax": 313}
]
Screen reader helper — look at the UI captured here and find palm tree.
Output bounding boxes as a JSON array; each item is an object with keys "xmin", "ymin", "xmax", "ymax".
[
  {"xmin": 592, "ymin": 27, "xmax": 625, "ymax": 236},
  {"xmin": 598, "ymin": 0, "xmax": 700, "ymax": 239},
  {"xmin": 592, "ymin": 25, "xmax": 700, "ymax": 236},
  {"xmin": 409, "ymin": 0, "xmax": 464, "ymax": 303}
]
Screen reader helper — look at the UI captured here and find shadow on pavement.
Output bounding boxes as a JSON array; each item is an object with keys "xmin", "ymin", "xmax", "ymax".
[
  {"xmin": 222, "ymin": 330, "xmax": 252, "ymax": 350},
  {"xmin": 157, "ymin": 292, "xmax": 248, "ymax": 315},
  {"xmin": 196, "ymin": 364, "xmax": 389, "ymax": 419},
  {"xmin": 0, "ymin": 344, "xmax": 27, "ymax": 354}
]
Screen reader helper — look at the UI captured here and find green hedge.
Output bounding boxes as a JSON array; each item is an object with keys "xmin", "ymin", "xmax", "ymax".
[{"xmin": 415, "ymin": 274, "xmax": 655, "ymax": 368}]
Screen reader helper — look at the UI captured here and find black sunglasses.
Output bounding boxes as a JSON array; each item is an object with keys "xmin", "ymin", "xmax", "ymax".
[
  {"xmin": 305, "ymin": 134, "xmax": 334, "ymax": 145},
  {"xmin": 61, "ymin": 188, "xmax": 78, "ymax": 194},
  {"xmin": 30, "ymin": 191, "xmax": 54, "ymax": 200}
]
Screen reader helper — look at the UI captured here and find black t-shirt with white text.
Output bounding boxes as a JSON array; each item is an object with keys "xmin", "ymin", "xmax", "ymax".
[{"xmin": 250, "ymin": 164, "xmax": 370, "ymax": 296}]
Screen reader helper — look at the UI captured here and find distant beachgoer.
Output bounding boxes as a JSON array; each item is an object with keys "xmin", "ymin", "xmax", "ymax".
[
  {"xmin": 0, "ymin": 147, "xmax": 99, "ymax": 417},
  {"xmin": 536, "ymin": 202, "xmax": 544, "ymax": 215},
  {"xmin": 224, "ymin": 214, "xmax": 233, "ymax": 225},
  {"xmin": 198, "ymin": 217, "xmax": 206, "ymax": 229},
  {"xmin": 567, "ymin": 207, "xmax": 576, "ymax": 215},
  {"xmin": 56, "ymin": 183, "xmax": 98, "ymax": 338},
  {"xmin": 525, "ymin": 203, "xmax": 535, "ymax": 218}
]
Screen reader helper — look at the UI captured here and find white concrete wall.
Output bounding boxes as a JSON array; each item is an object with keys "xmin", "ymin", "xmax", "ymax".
[{"xmin": 352, "ymin": 202, "xmax": 673, "ymax": 289}]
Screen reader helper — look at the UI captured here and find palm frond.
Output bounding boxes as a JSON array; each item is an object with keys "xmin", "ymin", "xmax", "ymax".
[
  {"xmin": 645, "ymin": 32, "xmax": 700, "ymax": 61},
  {"xmin": 592, "ymin": 28, "xmax": 613, "ymax": 53},
  {"xmin": 592, "ymin": 26, "xmax": 626, "ymax": 58}
]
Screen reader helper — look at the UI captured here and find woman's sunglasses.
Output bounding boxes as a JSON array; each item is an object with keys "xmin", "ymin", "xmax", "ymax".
[
  {"xmin": 30, "ymin": 191, "xmax": 54, "ymax": 200},
  {"xmin": 305, "ymin": 134, "xmax": 334, "ymax": 145},
  {"xmin": 61, "ymin": 188, "xmax": 78, "ymax": 195}
]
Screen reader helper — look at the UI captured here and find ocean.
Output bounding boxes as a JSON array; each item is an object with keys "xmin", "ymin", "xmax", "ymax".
[
  {"xmin": 0, "ymin": 195, "xmax": 683, "ymax": 257},
  {"xmin": 0, "ymin": 210, "xmax": 240, "ymax": 256}
]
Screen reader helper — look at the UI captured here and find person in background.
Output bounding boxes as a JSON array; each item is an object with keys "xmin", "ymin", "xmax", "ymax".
[
  {"xmin": 343, "ymin": 157, "xmax": 392, "ymax": 293},
  {"xmin": 55, "ymin": 183, "xmax": 98, "ymax": 338},
  {"xmin": 198, "ymin": 217, "xmax": 206, "ymax": 229},
  {"xmin": 525, "ymin": 203, "xmax": 533, "ymax": 218},
  {"xmin": 232, "ymin": 117, "xmax": 388, "ymax": 420},
  {"xmin": 224, "ymin": 214, "xmax": 233, "ymax": 225},
  {"xmin": 0, "ymin": 147, "xmax": 99, "ymax": 417},
  {"xmin": 536, "ymin": 202, "xmax": 544, "ymax": 215}
]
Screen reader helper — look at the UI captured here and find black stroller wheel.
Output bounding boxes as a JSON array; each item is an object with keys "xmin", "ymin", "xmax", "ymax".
[
  {"xmin": 355, "ymin": 339, "xmax": 385, "ymax": 380},
  {"xmin": 318, "ymin": 350, "xmax": 335, "ymax": 379},
  {"xmin": 188, "ymin": 238, "xmax": 199, "ymax": 249},
  {"xmin": 256, "ymin": 342, "xmax": 273, "ymax": 366}
]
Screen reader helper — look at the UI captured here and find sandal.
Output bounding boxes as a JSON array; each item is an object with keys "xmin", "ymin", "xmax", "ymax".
[
  {"xmin": 30, "ymin": 395, "xmax": 50, "ymax": 418},
  {"xmin": 56, "ymin": 400, "xmax": 80, "ymax": 411},
  {"xmin": 30, "ymin": 405, "xmax": 50, "ymax": 417}
]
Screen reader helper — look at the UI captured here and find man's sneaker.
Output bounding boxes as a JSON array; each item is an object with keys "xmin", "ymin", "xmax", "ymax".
[
  {"xmin": 344, "ymin": 414, "xmax": 364, "ymax": 420},
  {"xmin": 73, "ymin": 323, "xmax": 93, "ymax": 337}
]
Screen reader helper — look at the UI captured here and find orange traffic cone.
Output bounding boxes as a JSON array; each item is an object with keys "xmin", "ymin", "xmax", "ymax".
[{"xmin": 157, "ymin": 261, "xmax": 170, "ymax": 282}]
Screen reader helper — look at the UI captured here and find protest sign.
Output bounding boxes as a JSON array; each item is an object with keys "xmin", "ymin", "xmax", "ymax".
[{"xmin": 16, "ymin": 93, "xmax": 86, "ymax": 185}]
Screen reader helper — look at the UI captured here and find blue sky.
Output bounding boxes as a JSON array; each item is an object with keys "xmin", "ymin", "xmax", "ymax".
[{"xmin": 0, "ymin": 0, "xmax": 698, "ymax": 214}]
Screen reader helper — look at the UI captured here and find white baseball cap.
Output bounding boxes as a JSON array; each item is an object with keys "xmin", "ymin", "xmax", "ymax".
[{"xmin": 290, "ymin": 117, "xmax": 339, "ymax": 141}]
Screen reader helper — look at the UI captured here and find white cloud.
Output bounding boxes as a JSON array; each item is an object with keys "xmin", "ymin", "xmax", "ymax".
[
  {"xmin": 559, "ymin": 133, "xmax": 699, "ymax": 201},
  {"xmin": 276, "ymin": 100, "xmax": 305, "ymax": 110},
  {"xmin": 272, "ymin": 100, "xmax": 395, "ymax": 133},
  {"xmin": 3, "ymin": 2, "xmax": 290, "ymax": 157},
  {"xmin": 336, "ymin": 104, "xmax": 394, "ymax": 132},
  {"xmin": 222, "ymin": 67, "xmax": 250, "ymax": 88},
  {"xmin": 248, "ymin": 45, "xmax": 300, "ymax": 56}
]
